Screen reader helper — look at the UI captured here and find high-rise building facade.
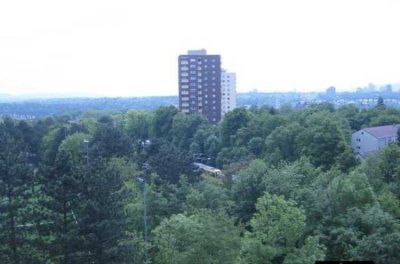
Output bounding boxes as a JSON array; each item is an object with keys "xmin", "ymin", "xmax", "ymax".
[
  {"xmin": 221, "ymin": 69, "xmax": 237, "ymax": 118},
  {"xmin": 178, "ymin": 49, "xmax": 221, "ymax": 124}
]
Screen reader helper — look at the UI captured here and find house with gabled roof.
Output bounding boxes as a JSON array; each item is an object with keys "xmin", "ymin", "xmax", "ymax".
[{"xmin": 351, "ymin": 124, "xmax": 400, "ymax": 159}]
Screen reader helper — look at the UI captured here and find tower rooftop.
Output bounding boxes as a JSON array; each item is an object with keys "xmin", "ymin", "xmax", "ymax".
[{"xmin": 187, "ymin": 49, "xmax": 207, "ymax": 55}]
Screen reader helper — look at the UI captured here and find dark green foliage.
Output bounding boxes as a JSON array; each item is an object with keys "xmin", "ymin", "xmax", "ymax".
[
  {"xmin": 310, "ymin": 102, "xmax": 335, "ymax": 112},
  {"xmin": 335, "ymin": 144, "xmax": 360, "ymax": 173},
  {"xmin": 38, "ymin": 133, "xmax": 90, "ymax": 263},
  {"xmin": 220, "ymin": 108, "xmax": 250, "ymax": 147},
  {"xmin": 171, "ymin": 112, "xmax": 208, "ymax": 151},
  {"xmin": 78, "ymin": 160, "xmax": 129, "ymax": 263},
  {"xmin": 344, "ymin": 107, "xmax": 400, "ymax": 128},
  {"xmin": 247, "ymin": 136, "xmax": 264, "ymax": 156},
  {"xmin": 151, "ymin": 106, "xmax": 178, "ymax": 139},
  {"xmin": 90, "ymin": 117, "xmax": 132, "ymax": 160},
  {"xmin": 2, "ymin": 103, "xmax": 400, "ymax": 263},
  {"xmin": 216, "ymin": 146, "xmax": 251, "ymax": 168},
  {"xmin": 16, "ymin": 120, "xmax": 37, "ymax": 156},
  {"xmin": 334, "ymin": 207, "xmax": 400, "ymax": 264},
  {"xmin": 124, "ymin": 110, "xmax": 153, "ymax": 142},
  {"xmin": 265, "ymin": 123, "xmax": 302, "ymax": 164},
  {"xmin": 240, "ymin": 193, "xmax": 325, "ymax": 264},
  {"xmin": 147, "ymin": 140, "xmax": 195, "ymax": 184},
  {"xmin": 190, "ymin": 126, "xmax": 219, "ymax": 162},
  {"xmin": 0, "ymin": 117, "xmax": 35, "ymax": 263},
  {"xmin": 297, "ymin": 111, "xmax": 348, "ymax": 170},
  {"xmin": 38, "ymin": 165, "xmax": 85, "ymax": 263},
  {"xmin": 363, "ymin": 143, "xmax": 400, "ymax": 199},
  {"xmin": 336, "ymin": 104, "xmax": 363, "ymax": 131},
  {"xmin": 185, "ymin": 175, "xmax": 233, "ymax": 212},
  {"xmin": 41, "ymin": 126, "xmax": 67, "ymax": 166},
  {"xmin": 232, "ymin": 159, "xmax": 268, "ymax": 221},
  {"xmin": 153, "ymin": 210, "xmax": 241, "ymax": 264},
  {"xmin": 325, "ymin": 171, "xmax": 376, "ymax": 216},
  {"xmin": 369, "ymin": 108, "xmax": 400, "ymax": 126},
  {"xmin": 202, "ymin": 134, "xmax": 220, "ymax": 165}
]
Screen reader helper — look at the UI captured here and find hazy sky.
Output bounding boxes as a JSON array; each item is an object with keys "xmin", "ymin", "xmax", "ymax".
[{"xmin": 0, "ymin": 0, "xmax": 399, "ymax": 97}]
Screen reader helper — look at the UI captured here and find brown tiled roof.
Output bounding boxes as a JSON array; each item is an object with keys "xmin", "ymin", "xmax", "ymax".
[{"xmin": 363, "ymin": 124, "xmax": 400, "ymax": 139}]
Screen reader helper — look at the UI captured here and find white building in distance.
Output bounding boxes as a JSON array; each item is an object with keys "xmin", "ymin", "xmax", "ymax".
[
  {"xmin": 351, "ymin": 124, "xmax": 399, "ymax": 158},
  {"xmin": 221, "ymin": 69, "xmax": 237, "ymax": 118}
]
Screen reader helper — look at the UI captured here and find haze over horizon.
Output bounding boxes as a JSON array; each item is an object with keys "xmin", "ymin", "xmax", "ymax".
[{"xmin": 1, "ymin": 0, "xmax": 399, "ymax": 97}]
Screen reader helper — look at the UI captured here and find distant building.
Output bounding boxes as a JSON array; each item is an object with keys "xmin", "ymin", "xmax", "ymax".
[
  {"xmin": 326, "ymin": 86, "xmax": 336, "ymax": 97},
  {"xmin": 380, "ymin": 84, "xmax": 392, "ymax": 93},
  {"xmin": 351, "ymin": 124, "xmax": 400, "ymax": 158},
  {"xmin": 368, "ymin": 83, "xmax": 377, "ymax": 92},
  {"xmin": 178, "ymin": 49, "xmax": 221, "ymax": 124},
  {"xmin": 221, "ymin": 69, "xmax": 237, "ymax": 118}
]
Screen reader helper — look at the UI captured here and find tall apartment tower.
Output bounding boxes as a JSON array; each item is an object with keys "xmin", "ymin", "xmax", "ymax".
[
  {"xmin": 221, "ymin": 69, "xmax": 237, "ymax": 118},
  {"xmin": 178, "ymin": 49, "xmax": 221, "ymax": 124}
]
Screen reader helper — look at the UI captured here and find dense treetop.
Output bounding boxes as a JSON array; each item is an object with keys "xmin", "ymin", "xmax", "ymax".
[{"xmin": 1, "ymin": 103, "xmax": 400, "ymax": 263}]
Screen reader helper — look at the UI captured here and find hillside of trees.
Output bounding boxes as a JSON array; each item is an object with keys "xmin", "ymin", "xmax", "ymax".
[
  {"xmin": 2, "ymin": 91, "xmax": 400, "ymax": 118},
  {"xmin": 0, "ymin": 97, "xmax": 178, "ymax": 117},
  {"xmin": 1, "ymin": 103, "xmax": 400, "ymax": 263}
]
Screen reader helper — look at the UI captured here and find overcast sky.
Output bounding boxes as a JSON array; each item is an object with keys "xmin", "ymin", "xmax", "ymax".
[{"xmin": 0, "ymin": 0, "xmax": 399, "ymax": 97}]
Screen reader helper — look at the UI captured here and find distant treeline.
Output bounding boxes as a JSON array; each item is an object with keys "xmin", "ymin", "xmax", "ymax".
[
  {"xmin": 0, "ymin": 93, "xmax": 283, "ymax": 117},
  {"xmin": 0, "ymin": 93, "xmax": 308, "ymax": 117},
  {"xmin": 1, "ymin": 91, "xmax": 400, "ymax": 118},
  {"xmin": 0, "ymin": 96, "xmax": 178, "ymax": 117}
]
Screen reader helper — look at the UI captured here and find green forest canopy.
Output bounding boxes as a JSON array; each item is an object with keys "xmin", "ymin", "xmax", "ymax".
[{"xmin": 1, "ymin": 103, "xmax": 400, "ymax": 263}]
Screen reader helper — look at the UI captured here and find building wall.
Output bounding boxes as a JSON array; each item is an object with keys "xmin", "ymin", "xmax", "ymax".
[
  {"xmin": 178, "ymin": 50, "xmax": 221, "ymax": 124},
  {"xmin": 351, "ymin": 129, "xmax": 397, "ymax": 158},
  {"xmin": 351, "ymin": 130, "xmax": 379, "ymax": 157},
  {"xmin": 378, "ymin": 136, "xmax": 397, "ymax": 148},
  {"xmin": 221, "ymin": 69, "xmax": 236, "ymax": 118}
]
